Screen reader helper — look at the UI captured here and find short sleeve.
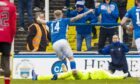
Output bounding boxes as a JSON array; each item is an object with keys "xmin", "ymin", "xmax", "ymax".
[
  {"xmin": 46, "ymin": 21, "xmax": 51, "ymax": 27},
  {"xmin": 125, "ymin": 8, "xmax": 132, "ymax": 18},
  {"xmin": 64, "ymin": 18, "xmax": 70, "ymax": 24}
]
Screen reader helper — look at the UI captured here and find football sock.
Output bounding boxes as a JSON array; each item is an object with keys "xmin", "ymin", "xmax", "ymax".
[
  {"xmin": 4, "ymin": 77, "xmax": 10, "ymax": 84},
  {"xmin": 70, "ymin": 61, "xmax": 76, "ymax": 70}
]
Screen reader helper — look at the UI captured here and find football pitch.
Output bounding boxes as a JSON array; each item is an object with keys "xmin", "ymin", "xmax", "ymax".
[{"xmin": 0, "ymin": 78, "xmax": 139, "ymax": 84}]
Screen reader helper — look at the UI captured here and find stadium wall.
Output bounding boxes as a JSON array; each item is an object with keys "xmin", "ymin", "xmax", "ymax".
[{"xmin": 13, "ymin": 53, "xmax": 140, "ymax": 79}]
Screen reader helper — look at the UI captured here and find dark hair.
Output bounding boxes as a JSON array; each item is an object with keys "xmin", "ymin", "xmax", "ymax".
[{"xmin": 103, "ymin": 0, "xmax": 112, "ymax": 4}]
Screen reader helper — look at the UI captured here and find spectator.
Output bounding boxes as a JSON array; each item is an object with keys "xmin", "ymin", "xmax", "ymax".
[
  {"xmin": 18, "ymin": 0, "xmax": 34, "ymax": 31},
  {"xmin": 112, "ymin": 0, "xmax": 129, "ymax": 43},
  {"xmin": 26, "ymin": 12, "xmax": 50, "ymax": 52},
  {"xmin": 0, "ymin": 0, "xmax": 16, "ymax": 84},
  {"xmin": 66, "ymin": 1, "xmax": 98, "ymax": 51},
  {"xmin": 121, "ymin": 0, "xmax": 140, "ymax": 53},
  {"xmin": 85, "ymin": 0, "xmax": 97, "ymax": 39},
  {"xmin": 99, "ymin": 35, "xmax": 130, "ymax": 77},
  {"xmin": 33, "ymin": 0, "xmax": 45, "ymax": 11},
  {"xmin": 96, "ymin": 0, "xmax": 119, "ymax": 52}
]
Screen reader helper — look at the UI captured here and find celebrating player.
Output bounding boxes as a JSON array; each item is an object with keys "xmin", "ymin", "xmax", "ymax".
[
  {"xmin": 36, "ymin": 9, "xmax": 94, "ymax": 71},
  {"xmin": 121, "ymin": 0, "xmax": 140, "ymax": 53}
]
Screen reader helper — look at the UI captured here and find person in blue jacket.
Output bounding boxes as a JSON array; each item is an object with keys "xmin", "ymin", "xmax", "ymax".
[
  {"xmin": 99, "ymin": 35, "xmax": 131, "ymax": 77},
  {"xmin": 66, "ymin": 1, "xmax": 98, "ymax": 51},
  {"xmin": 95, "ymin": 0, "xmax": 119, "ymax": 51}
]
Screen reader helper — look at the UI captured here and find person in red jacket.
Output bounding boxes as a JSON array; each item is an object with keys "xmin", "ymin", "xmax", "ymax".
[{"xmin": 0, "ymin": 0, "xmax": 16, "ymax": 84}]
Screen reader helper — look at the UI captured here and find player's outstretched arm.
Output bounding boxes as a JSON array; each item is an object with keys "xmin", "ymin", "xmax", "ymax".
[
  {"xmin": 120, "ymin": 17, "xmax": 129, "ymax": 26},
  {"xmin": 121, "ymin": 17, "xmax": 133, "ymax": 33},
  {"xmin": 70, "ymin": 9, "xmax": 94, "ymax": 22}
]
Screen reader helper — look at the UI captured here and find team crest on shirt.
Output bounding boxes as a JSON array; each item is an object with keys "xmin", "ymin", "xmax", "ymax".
[
  {"xmin": 101, "ymin": 4, "xmax": 115, "ymax": 11},
  {"xmin": 110, "ymin": 5, "xmax": 115, "ymax": 11},
  {"xmin": 101, "ymin": 5, "xmax": 106, "ymax": 10}
]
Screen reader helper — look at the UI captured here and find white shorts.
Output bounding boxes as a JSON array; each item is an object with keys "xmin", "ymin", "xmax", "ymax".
[
  {"xmin": 135, "ymin": 38, "xmax": 140, "ymax": 53},
  {"xmin": 53, "ymin": 39, "xmax": 73, "ymax": 60}
]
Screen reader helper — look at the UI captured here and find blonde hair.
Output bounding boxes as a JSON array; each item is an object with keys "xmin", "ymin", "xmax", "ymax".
[
  {"xmin": 112, "ymin": 34, "xmax": 120, "ymax": 39},
  {"xmin": 53, "ymin": 10, "xmax": 63, "ymax": 18}
]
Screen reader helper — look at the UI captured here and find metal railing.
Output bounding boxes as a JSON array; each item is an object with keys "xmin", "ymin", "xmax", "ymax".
[{"xmin": 69, "ymin": 23, "xmax": 123, "ymax": 43}]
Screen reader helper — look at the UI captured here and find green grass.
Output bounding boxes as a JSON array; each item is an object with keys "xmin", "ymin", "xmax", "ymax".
[{"xmin": 0, "ymin": 78, "xmax": 139, "ymax": 84}]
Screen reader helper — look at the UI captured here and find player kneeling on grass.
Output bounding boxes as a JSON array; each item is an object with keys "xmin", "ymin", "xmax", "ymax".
[
  {"xmin": 32, "ymin": 64, "xmax": 128, "ymax": 80},
  {"xmin": 99, "ymin": 35, "xmax": 131, "ymax": 77}
]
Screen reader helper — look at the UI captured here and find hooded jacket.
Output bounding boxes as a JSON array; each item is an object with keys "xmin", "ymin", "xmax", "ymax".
[{"xmin": 95, "ymin": 1, "xmax": 119, "ymax": 28}]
